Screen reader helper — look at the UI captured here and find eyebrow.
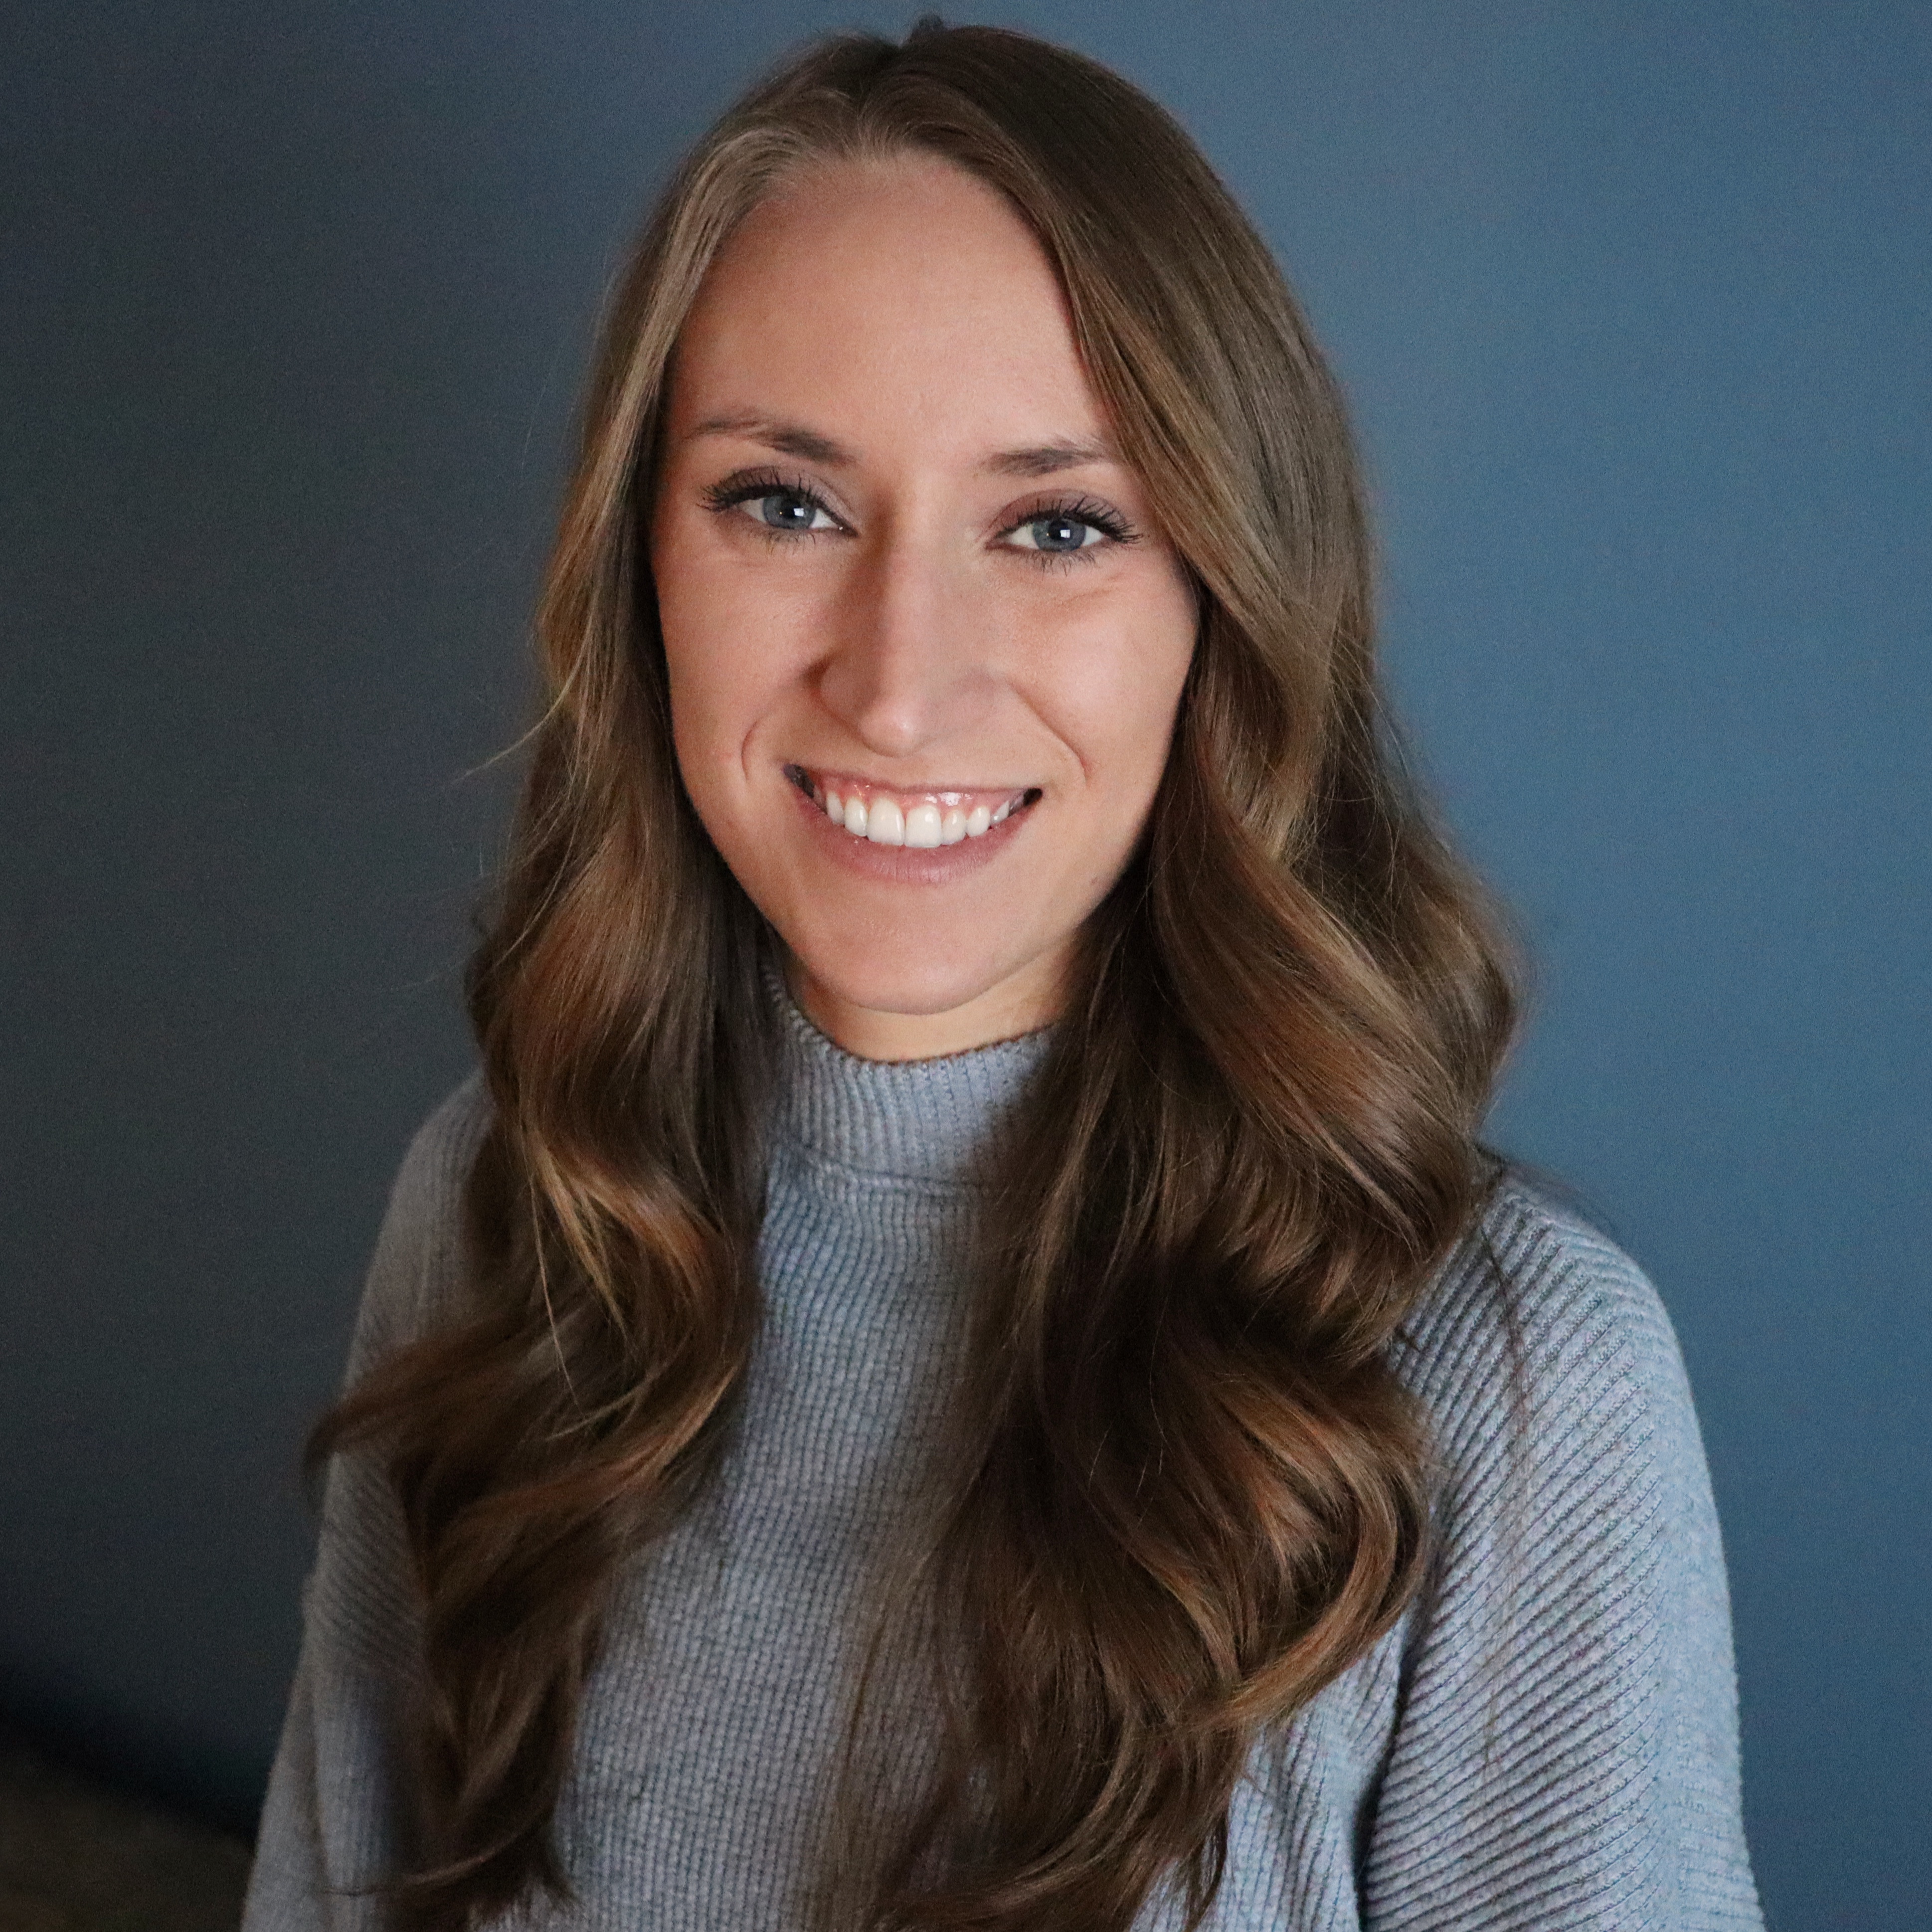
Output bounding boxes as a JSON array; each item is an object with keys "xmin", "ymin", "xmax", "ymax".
[
  {"xmin": 684, "ymin": 413, "xmax": 1119, "ymax": 478},
  {"xmin": 686, "ymin": 412, "xmax": 855, "ymax": 466},
  {"xmin": 982, "ymin": 437, "xmax": 1118, "ymax": 478}
]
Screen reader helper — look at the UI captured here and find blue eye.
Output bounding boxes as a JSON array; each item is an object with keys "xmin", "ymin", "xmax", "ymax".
[
  {"xmin": 748, "ymin": 490, "xmax": 832, "ymax": 532},
  {"xmin": 1024, "ymin": 515, "xmax": 1096, "ymax": 552},
  {"xmin": 702, "ymin": 471, "xmax": 849, "ymax": 538},
  {"xmin": 1000, "ymin": 501, "xmax": 1130, "ymax": 558}
]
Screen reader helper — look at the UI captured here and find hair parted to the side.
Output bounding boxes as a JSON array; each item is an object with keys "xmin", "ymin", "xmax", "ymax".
[{"xmin": 311, "ymin": 20, "xmax": 1516, "ymax": 1931}]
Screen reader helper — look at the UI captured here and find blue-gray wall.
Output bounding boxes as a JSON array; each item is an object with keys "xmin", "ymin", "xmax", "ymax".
[{"xmin": 2, "ymin": 4, "xmax": 1925, "ymax": 1926}]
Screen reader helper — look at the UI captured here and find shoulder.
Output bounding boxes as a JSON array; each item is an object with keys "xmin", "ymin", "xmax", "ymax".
[
  {"xmin": 383, "ymin": 1071, "xmax": 493, "ymax": 1234},
  {"xmin": 343, "ymin": 1072, "xmax": 494, "ymax": 1381},
  {"xmin": 1394, "ymin": 1175, "xmax": 1707, "ymax": 1529},
  {"xmin": 1360, "ymin": 1182, "xmax": 1758, "ymax": 1923},
  {"xmin": 1349, "ymin": 1208, "xmax": 1757, "ymax": 1922}
]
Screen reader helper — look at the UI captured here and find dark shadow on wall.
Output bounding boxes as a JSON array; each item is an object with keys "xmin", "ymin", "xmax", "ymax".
[{"xmin": 0, "ymin": 1725, "xmax": 250, "ymax": 1930}]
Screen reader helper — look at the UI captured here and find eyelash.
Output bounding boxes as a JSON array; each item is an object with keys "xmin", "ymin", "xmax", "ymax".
[
  {"xmin": 700, "ymin": 469, "xmax": 835, "ymax": 540},
  {"xmin": 1002, "ymin": 492, "xmax": 1138, "ymax": 566},
  {"xmin": 699, "ymin": 469, "xmax": 1139, "ymax": 567}
]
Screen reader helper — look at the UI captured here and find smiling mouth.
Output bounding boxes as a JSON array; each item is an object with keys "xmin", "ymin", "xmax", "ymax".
[{"xmin": 784, "ymin": 764, "xmax": 1041, "ymax": 849}]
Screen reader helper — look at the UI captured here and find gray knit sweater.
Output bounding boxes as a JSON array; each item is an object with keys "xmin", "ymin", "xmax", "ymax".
[{"xmin": 244, "ymin": 993, "xmax": 1760, "ymax": 1929}]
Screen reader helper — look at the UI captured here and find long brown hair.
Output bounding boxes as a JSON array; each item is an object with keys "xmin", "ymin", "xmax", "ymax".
[{"xmin": 314, "ymin": 21, "xmax": 1515, "ymax": 1930}]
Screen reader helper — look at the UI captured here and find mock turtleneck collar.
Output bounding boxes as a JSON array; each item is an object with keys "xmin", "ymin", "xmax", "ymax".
[{"xmin": 766, "ymin": 966, "xmax": 1052, "ymax": 1187}]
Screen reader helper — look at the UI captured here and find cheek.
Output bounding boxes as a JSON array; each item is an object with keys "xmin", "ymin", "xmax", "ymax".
[
  {"xmin": 1030, "ymin": 571, "xmax": 1197, "ymax": 804},
  {"xmin": 653, "ymin": 538, "xmax": 812, "ymax": 792},
  {"xmin": 658, "ymin": 619, "xmax": 739, "ymax": 784}
]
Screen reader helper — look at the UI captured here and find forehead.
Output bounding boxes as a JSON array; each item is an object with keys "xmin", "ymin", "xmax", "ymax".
[{"xmin": 668, "ymin": 153, "xmax": 1107, "ymax": 455}]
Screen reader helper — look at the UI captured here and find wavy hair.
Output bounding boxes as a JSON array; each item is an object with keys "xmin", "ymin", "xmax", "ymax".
[{"xmin": 314, "ymin": 21, "xmax": 1516, "ymax": 1930}]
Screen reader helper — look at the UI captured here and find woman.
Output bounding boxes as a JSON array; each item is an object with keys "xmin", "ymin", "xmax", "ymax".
[{"xmin": 244, "ymin": 21, "xmax": 1760, "ymax": 1932}]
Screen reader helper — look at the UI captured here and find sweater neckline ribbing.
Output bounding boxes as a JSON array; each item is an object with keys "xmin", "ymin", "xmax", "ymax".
[{"xmin": 766, "ymin": 962, "xmax": 1052, "ymax": 1187}]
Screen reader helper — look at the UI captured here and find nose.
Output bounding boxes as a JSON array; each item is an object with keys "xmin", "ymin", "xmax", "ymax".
[{"xmin": 813, "ymin": 518, "xmax": 994, "ymax": 758}]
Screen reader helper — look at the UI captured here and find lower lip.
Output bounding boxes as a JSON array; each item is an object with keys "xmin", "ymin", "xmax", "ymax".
[{"xmin": 788, "ymin": 778, "xmax": 1033, "ymax": 883}]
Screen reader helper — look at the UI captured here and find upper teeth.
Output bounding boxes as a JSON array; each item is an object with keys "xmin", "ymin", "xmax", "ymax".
[{"xmin": 816, "ymin": 780, "xmax": 1021, "ymax": 847}]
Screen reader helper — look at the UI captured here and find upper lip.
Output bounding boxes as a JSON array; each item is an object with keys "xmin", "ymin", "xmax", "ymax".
[{"xmin": 789, "ymin": 763, "xmax": 1035, "ymax": 802}]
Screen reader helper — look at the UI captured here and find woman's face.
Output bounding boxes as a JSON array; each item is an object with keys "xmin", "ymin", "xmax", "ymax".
[{"xmin": 652, "ymin": 153, "xmax": 1197, "ymax": 1059}]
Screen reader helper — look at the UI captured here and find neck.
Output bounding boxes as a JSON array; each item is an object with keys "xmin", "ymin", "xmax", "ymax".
[{"xmin": 785, "ymin": 946, "xmax": 1066, "ymax": 1062}]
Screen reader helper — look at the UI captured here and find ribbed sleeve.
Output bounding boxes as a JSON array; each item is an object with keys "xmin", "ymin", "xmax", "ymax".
[
  {"xmin": 1356, "ymin": 1187, "xmax": 1761, "ymax": 1930},
  {"xmin": 242, "ymin": 1079, "xmax": 490, "ymax": 1932}
]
